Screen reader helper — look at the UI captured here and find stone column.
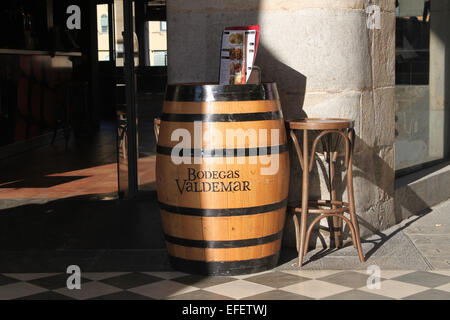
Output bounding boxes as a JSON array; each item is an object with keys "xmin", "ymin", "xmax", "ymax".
[{"xmin": 167, "ymin": 0, "xmax": 396, "ymax": 247}]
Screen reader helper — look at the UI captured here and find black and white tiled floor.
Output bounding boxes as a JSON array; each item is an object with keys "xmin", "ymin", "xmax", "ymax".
[{"xmin": 1, "ymin": 270, "xmax": 450, "ymax": 300}]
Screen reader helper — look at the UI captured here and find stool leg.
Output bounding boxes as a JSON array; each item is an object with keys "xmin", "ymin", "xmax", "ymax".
[
  {"xmin": 329, "ymin": 149, "xmax": 342, "ymax": 249},
  {"xmin": 123, "ymin": 128, "xmax": 128, "ymax": 160},
  {"xmin": 298, "ymin": 129, "xmax": 309, "ymax": 267},
  {"xmin": 347, "ymin": 129, "xmax": 365, "ymax": 262},
  {"xmin": 289, "ymin": 129, "xmax": 302, "ymax": 257},
  {"xmin": 292, "ymin": 212, "xmax": 300, "ymax": 253},
  {"xmin": 154, "ymin": 119, "xmax": 160, "ymax": 144}
]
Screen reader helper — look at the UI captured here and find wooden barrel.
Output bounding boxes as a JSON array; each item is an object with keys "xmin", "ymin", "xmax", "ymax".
[{"xmin": 156, "ymin": 83, "xmax": 289, "ymax": 275}]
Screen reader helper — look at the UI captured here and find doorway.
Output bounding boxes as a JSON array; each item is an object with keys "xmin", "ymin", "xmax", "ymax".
[
  {"xmin": 0, "ymin": 0, "xmax": 167, "ymax": 262},
  {"xmin": 102, "ymin": 0, "xmax": 167, "ymax": 198}
]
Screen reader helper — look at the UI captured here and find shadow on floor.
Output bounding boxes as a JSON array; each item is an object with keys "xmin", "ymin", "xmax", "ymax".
[{"xmin": 0, "ymin": 191, "xmax": 170, "ymax": 272}]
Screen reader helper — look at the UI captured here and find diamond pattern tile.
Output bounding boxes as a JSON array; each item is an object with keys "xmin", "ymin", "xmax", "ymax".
[
  {"xmin": 0, "ymin": 269, "xmax": 448, "ymax": 300},
  {"xmin": 128, "ymin": 280, "xmax": 198, "ymax": 299},
  {"xmin": 244, "ymin": 271, "xmax": 309, "ymax": 288},
  {"xmin": 54, "ymin": 282, "xmax": 122, "ymax": 300},
  {"xmin": 0, "ymin": 274, "xmax": 20, "ymax": 286},
  {"xmin": 92, "ymin": 290, "xmax": 153, "ymax": 300},
  {"xmin": 143, "ymin": 272, "xmax": 188, "ymax": 280},
  {"xmin": 19, "ymin": 291, "xmax": 76, "ymax": 300},
  {"xmin": 324, "ymin": 289, "xmax": 394, "ymax": 300},
  {"xmin": 280, "ymin": 280, "xmax": 352, "ymax": 299},
  {"xmin": 281, "ymin": 270, "xmax": 342, "ymax": 279},
  {"xmin": 3, "ymin": 273, "xmax": 59, "ymax": 282},
  {"xmin": 28, "ymin": 273, "xmax": 91, "ymax": 290},
  {"xmin": 435, "ymin": 282, "xmax": 450, "ymax": 292},
  {"xmin": 391, "ymin": 271, "xmax": 450, "ymax": 288},
  {"xmin": 99, "ymin": 272, "xmax": 164, "ymax": 289},
  {"xmin": 172, "ymin": 275, "xmax": 236, "ymax": 289},
  {"xmin": 203, "ymin": 280, "xmax": 273, "ymax": 300},
  {"xmin": 317, "ymin": 271, "xmax": 380, "ymax": 289},
  {"xmin": 403, "ymin": 289, "xmax": 450, "ymax": 300},
  {"xmin": 230, "ymin": 270, "xmax": 273, "ymax": 280},
  {"xmin": 358, "ymin": 280, "xmax": 428, "ymax": 299},
  {"xmin": 167, "ymin": 289, "xmax": 234, "ymax": 300},
  {"xmin": 242, "ymin": 289, "xmax": 313, "ymax": 300},
  {"xmin": 353, "ymin": 270, "xmax": 414, "ymax": 279},
  {"xmin": 431, "ymin": 270, "xmax": 450, "ymax": 277},
  {"xmin": 0, "ymin": 282, "xmax": 47, "ymax": 300},
  {"xmin": 82, "ymin": 272, "xmax": 131, "ymax": 281}
]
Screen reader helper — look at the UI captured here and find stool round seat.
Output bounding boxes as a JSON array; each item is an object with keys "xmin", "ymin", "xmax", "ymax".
[{"xmin": 286, "ymin": 118, "xmax": 354, "ymax": 130}]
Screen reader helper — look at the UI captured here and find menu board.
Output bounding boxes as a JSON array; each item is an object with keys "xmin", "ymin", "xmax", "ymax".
[{"xmin": 219, "ymin": 26, "xmax": 260, "ymax": 85}]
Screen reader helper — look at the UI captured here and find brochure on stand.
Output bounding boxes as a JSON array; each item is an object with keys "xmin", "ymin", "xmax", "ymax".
[{"xmin": 219, "ymin": 25, "xmax": 260, "ymax": 85}]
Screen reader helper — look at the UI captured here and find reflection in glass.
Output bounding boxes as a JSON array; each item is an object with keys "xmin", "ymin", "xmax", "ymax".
[
  {"xmin": 147, "ymin": 21, "xmax": 167, "ymax": 66},
  {"xmin": 395, "ymin": 0, "xmax": 449, "ymax": 171},
  {"xmin": 97, "ymin": 4, "xmax": 110, "ymax": 61},
  {"xmin": 114, "ymin": 0, "xmax": 139, "ymax": 67}
]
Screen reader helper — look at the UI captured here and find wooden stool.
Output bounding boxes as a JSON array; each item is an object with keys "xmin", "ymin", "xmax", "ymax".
[
  {"xmin": 117, "ymin": 110, "xmax": 128, "ymax": 159},
  {"xmin": 286, "ymin": 118, "xmax": 365, "ymax": 267},
  {"xmin": 154, "ymin": 118, "xmax": 161, "ymax": 143}
]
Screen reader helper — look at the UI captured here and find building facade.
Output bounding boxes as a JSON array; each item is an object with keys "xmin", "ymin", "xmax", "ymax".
[{"xmin": 166, "ymin": 0, "xmax": 450, "ymax": 247}]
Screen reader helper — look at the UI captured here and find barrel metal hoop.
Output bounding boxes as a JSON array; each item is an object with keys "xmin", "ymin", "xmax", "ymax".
[
  {"xmin": 160, "ymin": 110, "xmax": 282, "ymax": 122},
  {"xmin": 165, "ymin": 83, "xmax": 279, "ymax": 102},
  {"xmin": 164, "ymin": 230, "xmax": 283, "ymax": 249},
  {"xmin": 168, "ymin": 253, "xmax": 280, "ymax": 276},
  {"xmin": 158, "ymin": 199, "xmax": 288, "ymax": 217},
  {"xmin": 156, "ymin": 144, "xmax": 288, "ymax": 158}
]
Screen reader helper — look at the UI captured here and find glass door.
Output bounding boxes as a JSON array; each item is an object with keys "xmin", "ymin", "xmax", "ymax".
[
  {"xmin": 112, "ymin": 0, "xmax": 167, "ymax": 198},
  {"xmin": 115, "ymin": 0, "xmax": 139, "ymax": 197},
  {"xmin": 136, "ymin": 0, "xmax": 167, "ymax": 193},
  {"xmin": 95, "ymin": 0, "xmax": 132, "ymax": 198}
]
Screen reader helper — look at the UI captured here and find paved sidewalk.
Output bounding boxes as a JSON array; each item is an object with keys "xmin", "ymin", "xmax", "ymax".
[
  {"xmin": 277, "ymin": 200, "xmax": 450, "ymax": 271},
  {"xmin": 401, "ymin": 200, "xmax": 450, "ymax": 269}
]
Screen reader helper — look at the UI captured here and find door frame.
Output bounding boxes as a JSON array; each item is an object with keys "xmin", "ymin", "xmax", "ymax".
[{"xmin": 122, "ymin": 0, "xmax": 139, "ymax": 197}]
